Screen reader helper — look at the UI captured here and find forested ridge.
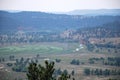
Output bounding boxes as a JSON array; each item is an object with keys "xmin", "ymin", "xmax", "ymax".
[{"xmin": 0, "ymin": 10, "xmax": 120, "ymax": 32}]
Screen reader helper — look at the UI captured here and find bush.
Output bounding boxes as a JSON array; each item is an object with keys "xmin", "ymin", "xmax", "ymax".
[
  {"xmin": 7, "ymin": 63, "xmax": 13, "ymax": 67},
  {"xmin": 86, "ymin": 43, "xmax": 95, "ymax": 52},
  {"xmin": 70, "ymin": 59, "xmax": 80, "ymax": 65},
  {"xmin": 84, "ymin": 68, "xmax": 90, "ymax": 75},
  {"xmin": 71, "ymin": 70, "xmax": 75, "ymax": 76},
  {"xmin": 55, "ymin": 59, "xmax": 61, "ymax": 63}
]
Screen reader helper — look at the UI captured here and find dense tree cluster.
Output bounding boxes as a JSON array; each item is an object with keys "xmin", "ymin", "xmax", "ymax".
[
  {"xmin": 76, "ymin": 21, "xmax": 120, "ymax": 38},
  {"xmin": 70, "ymin": 59, "xmax": 80, "ymax": 65},
  {"xmin": 0, "ymin": 32, "xmax": 61, "ymax": 44},
  {"xmin": 108, "ymin": 78, "xmax": 119, "ymax": 80},
  {"xmin": 84, "ymin": 68, "xmax": 120, "ymax": 76},
  {"xmin": 0, "ymin": 21, "xmax": 120, "ymax": 46},
  {"xmin": 12, "ymin": 57, "xmax": 29, "ymax": 72},
  {"xmin": 95, "ymin": 43, "xmax": 120, "ymax": 49},
  {"xmin": 89, "ymin": 57, "xmax": 105, "ymax": 61},
  {"xmin": 88, "ymin": 57, "xmax": 104, "ymax": 64},
  {"xmin": 88, "ymin": 57, "xmax": 120, "ymax": 67},
  {"xmin": 103, "ymin": 57, "xmax": 120, "ymax": 66}
]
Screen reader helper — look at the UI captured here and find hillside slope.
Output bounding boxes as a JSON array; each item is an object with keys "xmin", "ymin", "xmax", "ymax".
[{"xmin": 0, "ymin": 10, "xmax": 120, "ymax": 32}]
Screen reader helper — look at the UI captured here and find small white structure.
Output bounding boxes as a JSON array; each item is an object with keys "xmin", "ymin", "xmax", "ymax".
[
  {"xmin": 79, "ymin": 44, "xmax": 84, "ymax": 49},
  {"xmin": 0, "ymin": 64, "xmax": 4, "ymax": 70},
  {"xmin": 75, "ymin": 48, "xmax": 79, "ymax": 51},
  {"xmin": 44, "ymin": 58, "xmax": 50, "ymax": 61}
]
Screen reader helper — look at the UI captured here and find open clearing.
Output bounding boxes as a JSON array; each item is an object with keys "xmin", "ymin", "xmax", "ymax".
[
  {"xmin": 0, "ymin": 42, "xmax": 78, "ymax": 56},
  {"xmin": 0, "ymin": 44, "xmax": 63, "ymax": 54}
]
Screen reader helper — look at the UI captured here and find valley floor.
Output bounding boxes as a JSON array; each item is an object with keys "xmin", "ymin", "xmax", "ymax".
[{"xmin": 0, "ymin": 42, "xmax": 120, "ymax": 80}]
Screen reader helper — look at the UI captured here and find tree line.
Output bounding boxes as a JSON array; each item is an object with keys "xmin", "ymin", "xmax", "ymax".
[
  {"xmin": 88, "ymin": 57, "xmax": 120, "ymax": 67},
  {"xmin": 84, "ymin": 68, "xmax": 120, "ymax": 76}
]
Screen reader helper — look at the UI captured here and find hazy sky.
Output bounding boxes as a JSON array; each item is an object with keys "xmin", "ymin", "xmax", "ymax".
[{"xmin": 0, "ymin": 0, "xmax": 120, "ymax": 12}]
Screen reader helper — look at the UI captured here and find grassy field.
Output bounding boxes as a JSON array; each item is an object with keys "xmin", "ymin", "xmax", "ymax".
[
  {"xmin": 0, "ymin": 45, "xmax": 63, "ymax": 54},
  {"xmin": 0, "ymin": 42, "xmax": 79, "ymax": 55}
]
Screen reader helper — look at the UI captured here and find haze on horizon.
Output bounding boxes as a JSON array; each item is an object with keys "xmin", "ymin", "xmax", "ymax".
[{"xmin": 0, "ymin": 0, "xmax": 120, "ymax": 12}]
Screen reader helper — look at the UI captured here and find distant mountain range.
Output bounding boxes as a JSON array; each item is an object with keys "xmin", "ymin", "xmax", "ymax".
[
  {"xmin": 53, "ymin": 9, "xmax": 120, "ymax": 16},
  {"xmin": 0, "ymin": 9, "xmax": 120, "ymax": 32}
]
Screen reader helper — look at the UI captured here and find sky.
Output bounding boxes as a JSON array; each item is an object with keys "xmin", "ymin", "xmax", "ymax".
[{"xmin": 0, "ymin": 0, "xmax": 120, "ymax": 12}]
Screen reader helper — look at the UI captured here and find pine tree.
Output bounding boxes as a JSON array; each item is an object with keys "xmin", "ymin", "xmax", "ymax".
[
  {"xmin": 27, "ymin": 61, "xmax": 55, "ymax": 80},
  {"xmin": 27, "ymin": 63, "xmax": 39, "ymax": 80},
  {"xmin": 58, "ymin": 73, "xmax": 70, "ymax": 80},
  {"xmin": 27, "ymin": 61, "xmax": 73, "ymax": 80}
]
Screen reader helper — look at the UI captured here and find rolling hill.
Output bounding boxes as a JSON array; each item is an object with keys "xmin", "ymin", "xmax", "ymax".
[{"xmin": 0, "ymin": 10, "xmax": 120, "ymax": 32}]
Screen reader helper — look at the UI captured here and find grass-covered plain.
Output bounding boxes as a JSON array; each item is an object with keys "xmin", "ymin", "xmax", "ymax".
[
  {"xmin": 0, "ymin": 42, "xmax": 79, "ymax": 55},
  {"xmin": 0, "ymin": 44, "xmax": 64, "ymax": 55}
]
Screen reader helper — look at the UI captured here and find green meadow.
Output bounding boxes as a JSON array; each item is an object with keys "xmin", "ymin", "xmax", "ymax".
[{"xmin": 0, "ymin": 44, "xmax": 65, "ymax": 55}]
